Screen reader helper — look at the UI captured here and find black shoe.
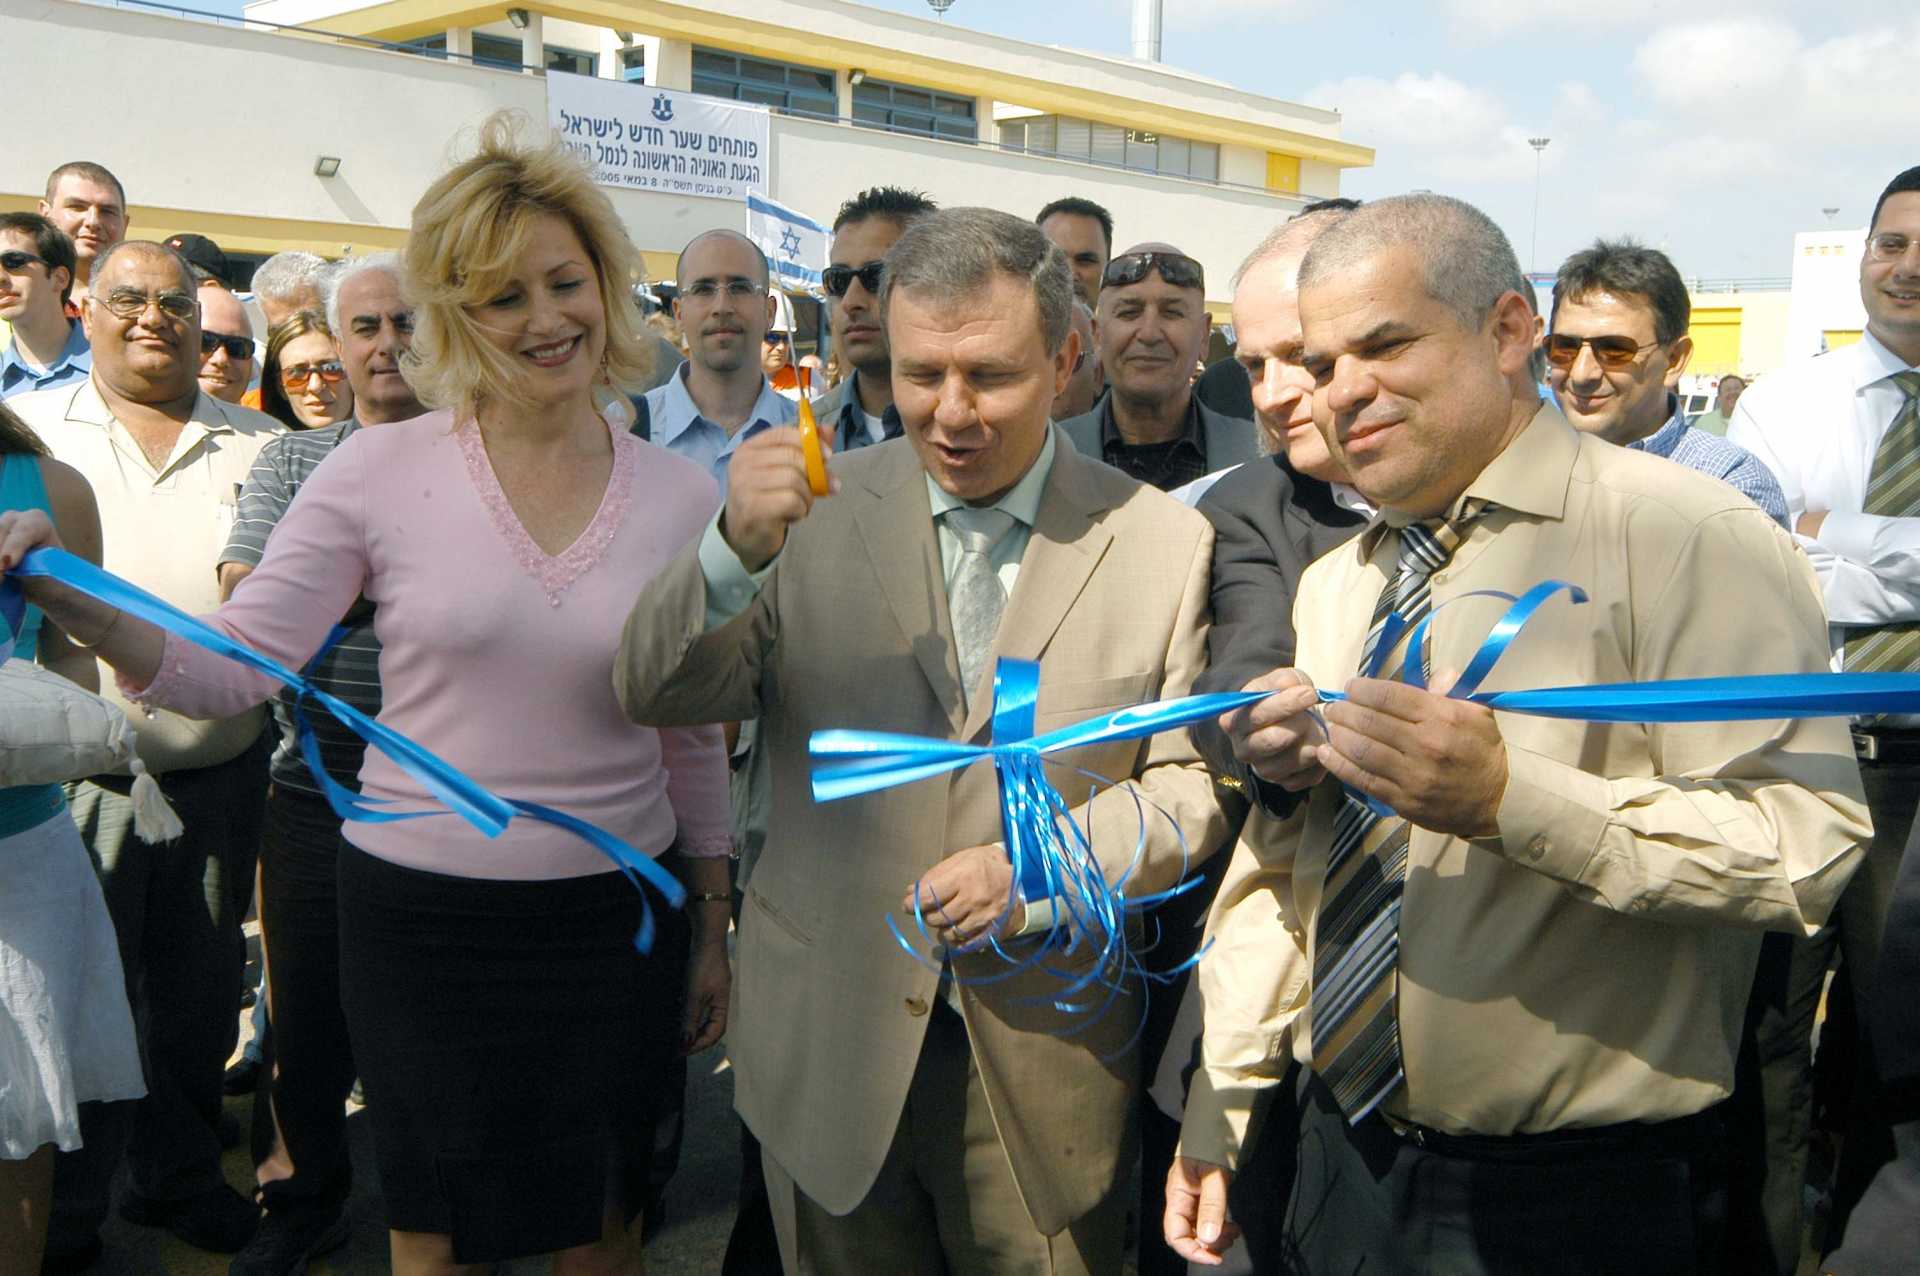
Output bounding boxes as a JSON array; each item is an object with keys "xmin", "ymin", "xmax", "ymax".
[
  {"xmin": 229, "ymin": 1206, "xmax": 350, "ymax": 1276},
  {"xmin": 223, "ymin": 1056, "xmax": 261, "ymax": 1096},
  {"xmin": 120, "ymin": 1184, "xmax": 260, "ymax": 1253},
  {"xmin": 40, "ymin": 1236, "xmax": 103, "ymax": 1274}
]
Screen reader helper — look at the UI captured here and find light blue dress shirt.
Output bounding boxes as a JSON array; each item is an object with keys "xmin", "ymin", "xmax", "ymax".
[
  {"xmin": 0, "ymin": 320, "xmax": 91, "ymax": 400},
  {"xmin": 644, "ymin": 362, "xmax": 797, "ymax": 491}
]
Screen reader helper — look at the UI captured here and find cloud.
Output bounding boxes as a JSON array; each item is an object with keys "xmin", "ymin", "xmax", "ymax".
[{"xmin": 1303, "ymin": 71, "xmax": 1553, "ymax": 185}]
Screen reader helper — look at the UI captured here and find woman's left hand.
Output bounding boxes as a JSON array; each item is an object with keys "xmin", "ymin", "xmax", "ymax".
[{"xmin": 681, "ymin": 938, "xmax": 730, "ymax": 1055}]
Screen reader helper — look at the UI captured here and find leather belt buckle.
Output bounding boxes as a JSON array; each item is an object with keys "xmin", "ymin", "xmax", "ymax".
[{"xmin": 1852, "ymin": 729, "xmax": 1880, "ymax": 763}]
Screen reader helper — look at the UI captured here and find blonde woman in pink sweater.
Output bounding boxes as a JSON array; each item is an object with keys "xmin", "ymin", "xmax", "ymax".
[{"xmin": 1, "ymin": 115, "xmax": 732, "ymax": 1276}]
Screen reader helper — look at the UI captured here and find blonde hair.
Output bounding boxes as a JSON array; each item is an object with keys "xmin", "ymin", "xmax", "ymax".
[{"xmin": 402, "ymin": 112, "xmax": 652, "ymax": 421}]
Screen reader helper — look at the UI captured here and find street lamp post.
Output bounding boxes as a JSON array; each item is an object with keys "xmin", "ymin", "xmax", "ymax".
[{"xmin": 1528, "ymin": 137, "xmax": 1551, "ymax": 275}]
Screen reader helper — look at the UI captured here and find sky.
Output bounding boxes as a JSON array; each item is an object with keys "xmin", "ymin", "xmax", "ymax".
[
  {"xmin": 198, "ymin": 0, "xmax": 1915, "ymax": 280},
  {"xmin": 857, "ymin": 0, "xmax": 1917, "ymax": 281}
]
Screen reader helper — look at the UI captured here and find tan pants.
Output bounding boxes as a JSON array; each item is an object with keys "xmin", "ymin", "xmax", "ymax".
[{"xmin": 763, "ymin": 1004, "xmax": 1125, "ymax": 1276}]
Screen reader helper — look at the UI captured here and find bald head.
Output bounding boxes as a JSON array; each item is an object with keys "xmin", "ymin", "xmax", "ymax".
[
  {"xmin": 676, "ymin": 229, "xmax": 769, "ymax": 292},
  {"xmin": 1233, "ymin": 207, "xmax": 1354, "ymax": 291},
  {"xmin": 92, "ymin": 240, "xmax": 195, "ymax": 296}
]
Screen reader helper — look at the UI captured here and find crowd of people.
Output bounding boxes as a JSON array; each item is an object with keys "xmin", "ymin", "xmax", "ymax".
[{"xmin": 0, "ymin": 113, "xmax": 1917, "ymax": 1276}]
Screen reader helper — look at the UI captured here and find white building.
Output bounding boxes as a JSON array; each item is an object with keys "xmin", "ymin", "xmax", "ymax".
[{"xmin": 3, "ymin": 0, "xmax": 1372, "ymax": 317}]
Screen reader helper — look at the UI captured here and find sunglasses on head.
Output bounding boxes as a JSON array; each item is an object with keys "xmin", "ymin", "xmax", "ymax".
[
  {"xmin": 0, "ymin": 250, "xmax": 49, "ymax": 273},
  {"xmin": 1542, "ymin": 333, "xmax": 1662, "ymax": 370},
  {"xmin": 1101, "ymin": 251, "xmax": 1205, "ymax": 292},
  {"xmin": 279, "ymin": 360, "xmax": 345, "ymax": 391},
  {"xmin": 822, "ymin": 260, "xmax": 885, "ymax": 298},
  {"xmin": 200, "ymin": 330, "xmax": 253, "ymax": 361}
]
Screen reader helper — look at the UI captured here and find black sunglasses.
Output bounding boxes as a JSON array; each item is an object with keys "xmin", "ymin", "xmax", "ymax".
[
  {"xmin": 200, "ymin": 330, "xmax": 254, "ymax": 360},
  {"xmin": 823, "ymin": 260, "xmax": 886, "ymax": 298},
  {"xmin": 0, "ymin": 250, "xmax": 49, "ymax": 273},
  {"xmin": 1102, "ymin": 251, "xmax": 1205, "ymax": 292}
]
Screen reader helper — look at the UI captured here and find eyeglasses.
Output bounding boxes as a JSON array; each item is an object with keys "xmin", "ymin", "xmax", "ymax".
[
  {"xmin": 278, "ymin": 360, "xmax": 346, "ymax": 391},
  {"xmin": 1101, "ymin": 252, "xmax": 1205, "ymax": 292},
  {"xmin": 1868, "ymin": 232, "xmax": 1918, "ymax": 264},
  {"xmin": 0, "ymin": 250, "xmax": 48, "ymax": 274},
  {"xmin": 822, "ymin": 261, "xmax": 885, "ymax": 298},
  {"xmin": 763, "ymin": 332, "xmax": 789, "ymax": 346},
  {"xmin": 680, "ymin": 279, "xmax": 763, "ymax": 301},
  {"xmin": 1542, "ymin": 333, "xmax": 1663, "ymax": 370},
  {"xmin": 200, "ymin": 330, "xmax": 254, "ymax": 361},
  {"xmin": 96, "ymin": 288, "xmax": 198, "ymax": 322}
]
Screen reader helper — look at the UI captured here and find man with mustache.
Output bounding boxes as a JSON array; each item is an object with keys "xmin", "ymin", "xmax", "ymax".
[
  {"xmin": 1170, "ymin": 193, "xmax": 1868, "ymax": 1273},
  {"xmin": 38, "ymin": 162, "xmax": 128, "ymax": 310},
  {"xmin": 1058, "ymin": 241, "xmax": 1258, "ymax": 493},
  {"xmin": 643, "ymin": 229, "xmax": 796, "ymax": 485},
  {"xmin": 12, "ymin": 240, "xmax": 281, "ymax": 1268}
]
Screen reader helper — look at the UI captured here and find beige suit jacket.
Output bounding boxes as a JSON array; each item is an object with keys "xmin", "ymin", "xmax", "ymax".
[{"xmin": 616, "ymin": 431, "xmax": 1227, "ymax": 1233}]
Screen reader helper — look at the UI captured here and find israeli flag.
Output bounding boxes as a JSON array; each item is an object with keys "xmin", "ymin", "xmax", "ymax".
[{"xmin": 747, "ymin": 193, "xmax": 828, "ymax": 290}]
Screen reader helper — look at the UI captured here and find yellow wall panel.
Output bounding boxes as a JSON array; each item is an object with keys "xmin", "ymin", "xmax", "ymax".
[
  {"xmin": 1266, "ymin": 152, "xmax": 1300, "ymax": 193},
  {"xmin": 1688, "ymin": 306, "xmax": 1743, "ymax": 375},
  {"xmin": 1824, "ymin": 329, "xmax": 1863, "ymax": 350}
]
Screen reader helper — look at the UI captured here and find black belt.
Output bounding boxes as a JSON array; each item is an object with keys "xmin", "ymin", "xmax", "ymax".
[
  {"xmin": 1378, "ymin": 1103, "xmax": 1724, "ymax": 1165},
  {"xmin": 1852, "ymin": 728, "xmax": 1920, "ymax": 765}
]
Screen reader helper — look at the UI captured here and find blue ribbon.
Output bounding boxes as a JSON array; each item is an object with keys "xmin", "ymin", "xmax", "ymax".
[
  {"xmin": 7, "ymin": 547, "xmax": 684, "ymax": 951},
  {"xmin": 811, "ymin": 578, "xmax": 1920, "ymax": 1008}
]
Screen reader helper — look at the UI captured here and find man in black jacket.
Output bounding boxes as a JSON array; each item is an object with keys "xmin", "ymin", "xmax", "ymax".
[{"xmin": 1159, "ymin": 202, "xmax": 1365, "ymax": 1276}]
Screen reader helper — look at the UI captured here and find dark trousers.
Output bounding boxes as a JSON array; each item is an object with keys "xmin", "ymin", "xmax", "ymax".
[
  {"xmin": 48, "ymin": 738, "xmax": 270, "ymax": 1250},
  {"xmin": 1743, "ymin": 757, "xmax": 1920, "ymax": 1261},
  {"xmin": 255, "ymin": 785, "xmax": 357, "ymax": 1215},
  {"xmin": 1280, "ymin": 1071, "xmax": 1728, "ymax": 1275},
  {"xmin": 1135, "ymin": 850, "xmax": 1230, "ymax": 1276}
]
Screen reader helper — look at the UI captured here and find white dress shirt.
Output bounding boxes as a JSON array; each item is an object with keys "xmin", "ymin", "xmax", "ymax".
[{"xmin": 1729, "ymin": 330, "xmax": 1920, "ymax": 630}]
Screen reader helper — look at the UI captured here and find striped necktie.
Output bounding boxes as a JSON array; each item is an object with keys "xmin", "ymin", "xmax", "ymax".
[
  {"xmin": 1845, "ymin": 370, "xmax": 1920, "ymax": 673},
  {"xmin": 1309, "ymin": 506, "xmax": 1486, "ymax": 1123}
]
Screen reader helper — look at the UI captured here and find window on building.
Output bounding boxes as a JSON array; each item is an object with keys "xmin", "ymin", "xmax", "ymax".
[
  {"xmin": 997, "ymin": 113, "xmax": 1221, "ymax": 182},
  {"xmin": 851, "ymin": 77, "xmax": 976, "ymax": 142},
  {"xmin": 620, "ymin": 47, "xmax": 646, "ymax": 84},
  {"xmin": 399, "ymin": 32, "xmax": 593, "ymax": 75},
  {"xmin": 691, "ymin": 48, "xmax": 836, "ymax": 119}
]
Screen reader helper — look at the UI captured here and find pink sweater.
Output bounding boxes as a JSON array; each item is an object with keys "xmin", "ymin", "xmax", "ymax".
[{"xmin": 131, "ymin": 410, "xmax": 732, "ymax": 880}]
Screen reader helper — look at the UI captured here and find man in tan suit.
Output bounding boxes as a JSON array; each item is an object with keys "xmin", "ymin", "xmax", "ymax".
[{"xmin": 616, "ymin": 207, "xmax": 1228, "ymax": 1274}]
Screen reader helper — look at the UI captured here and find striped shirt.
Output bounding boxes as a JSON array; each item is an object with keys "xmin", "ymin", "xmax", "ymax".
[{"xmin": 221, "ymin": 419, "xmax": 380, "ymax": 796}]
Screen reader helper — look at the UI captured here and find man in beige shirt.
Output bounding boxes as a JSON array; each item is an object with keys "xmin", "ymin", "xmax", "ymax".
[
  {"xmin": 1164, "ymin": 195, "xmax": 1871, "ymax": 1274},
  {"xmin": 617, "ymin": 208, "xmax": 1228, "ymax": 1274},
  {"xmin": 11, "ymin": 240, "xmax": 280, "ymax": 1264}
]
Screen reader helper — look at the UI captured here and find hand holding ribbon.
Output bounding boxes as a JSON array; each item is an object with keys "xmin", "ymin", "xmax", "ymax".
[{"xmin": 5, "ymin": 546, "xmax": 685, "ymax": 950}]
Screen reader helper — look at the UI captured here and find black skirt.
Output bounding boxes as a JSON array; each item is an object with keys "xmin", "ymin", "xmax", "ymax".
[{"xmin": 336, "ymin": 839, "xmax": 688, "ymax": 1263}]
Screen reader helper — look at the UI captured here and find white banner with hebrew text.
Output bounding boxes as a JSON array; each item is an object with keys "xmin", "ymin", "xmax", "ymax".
[{"xmin": 548, "ymin": 74, "xmax": 769, "ymax": 203}]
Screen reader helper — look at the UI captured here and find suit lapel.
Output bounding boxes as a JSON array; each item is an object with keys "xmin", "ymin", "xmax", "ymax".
[
  {"xmin": 960, "ymin": 440, "xmax": 1115, "ymax": 741},
  {"xmin": 855, "ymin": 449, "xmax": 967, "ymax": 734}
]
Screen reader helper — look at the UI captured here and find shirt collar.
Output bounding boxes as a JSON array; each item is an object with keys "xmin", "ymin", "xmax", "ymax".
[
  {"xmin": 658, "ymin": 363, "xmax": 790, "ymax": 449},
  {"xmin": 1, "ymin": 318, "xmax": 90, "ymax": 382},
  {"xmin": 1362, "ymin": 401, "xmax": 1573, "ymax": 550},
  {"xmin": 925, "ymin": 426, "xmax": 1058, "ymax": 530},
  {"xmin": 1851, "ymin": 328, "xmax": 1920, "ymax": 392},
  {"xmin": 69, "ymin": 375, "xmax": 238, "ymax": 440},
  {"xmin": 1628, "ymin": 395, "xmax": 1690, "ymax": 457},
  {"xmin": 1097, "ymin": 390, "xmax": 1204, "ymax": 455}
]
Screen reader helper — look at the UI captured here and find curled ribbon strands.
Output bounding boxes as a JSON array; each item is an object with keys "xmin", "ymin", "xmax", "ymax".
[
  {"xmin": 813, "ymin": 658, "xmax": 1246, "ymax": 1048},
  {"xmin": 7, "ymin": 547, "xmax": 684, "ymax": 952}
]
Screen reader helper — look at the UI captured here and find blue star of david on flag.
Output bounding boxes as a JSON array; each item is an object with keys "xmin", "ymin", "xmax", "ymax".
[{"xmin": 747, "ymin": 194, "xmax": 829, "ymax": 289}]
